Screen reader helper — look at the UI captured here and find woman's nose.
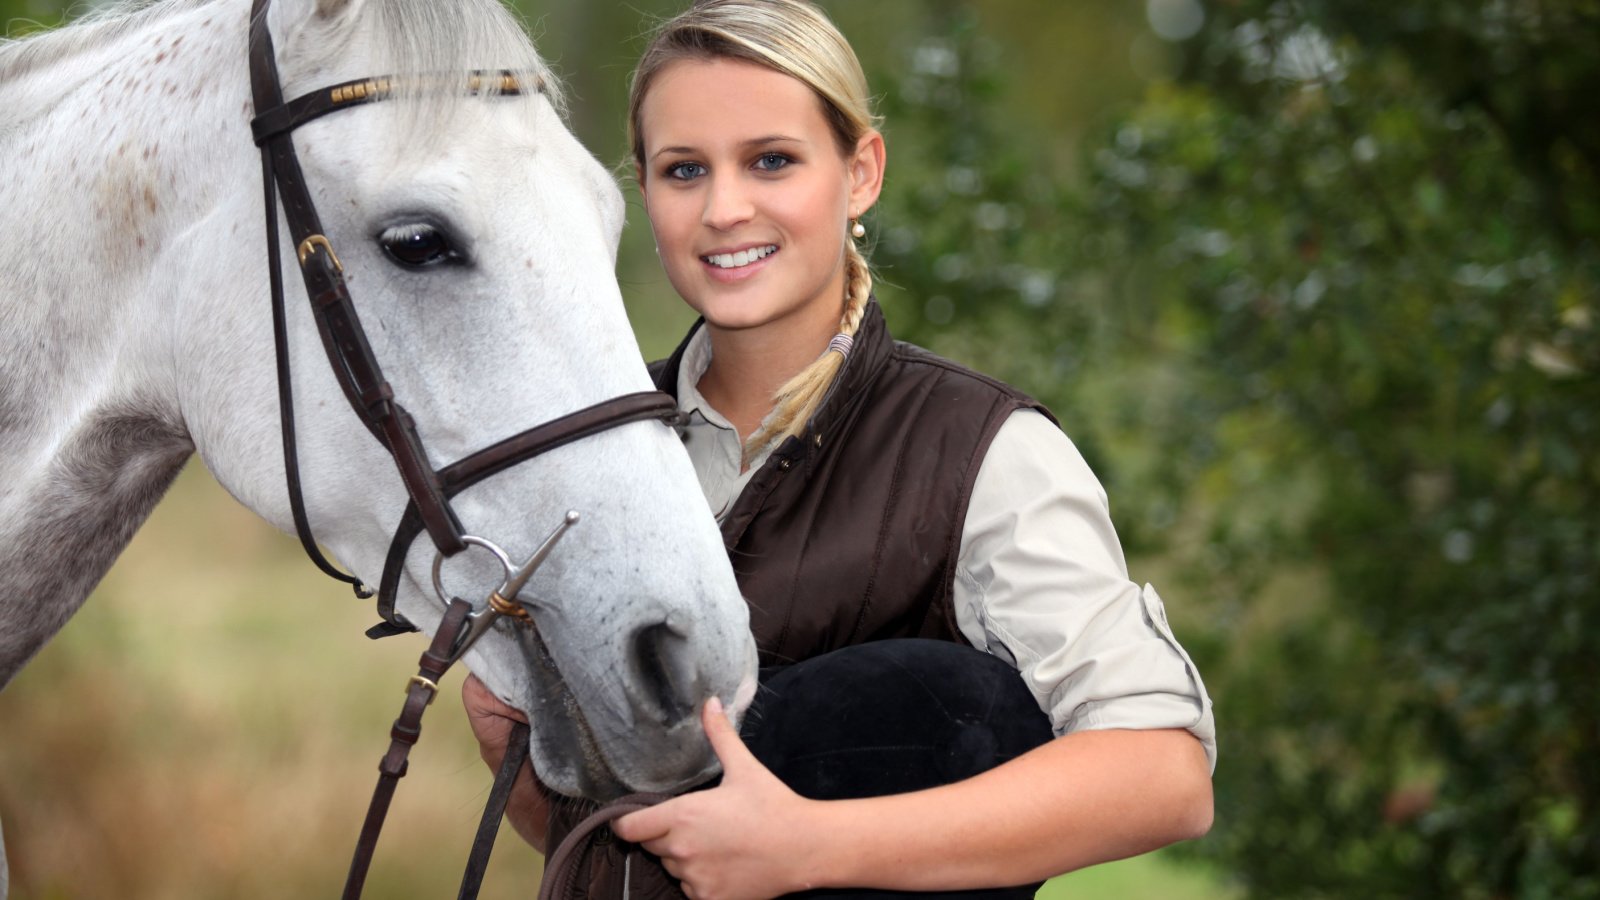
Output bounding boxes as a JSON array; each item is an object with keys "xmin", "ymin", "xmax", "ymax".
[{"xmin": 701, "ymin": 175, "xmax": 754, "ymax": 231}]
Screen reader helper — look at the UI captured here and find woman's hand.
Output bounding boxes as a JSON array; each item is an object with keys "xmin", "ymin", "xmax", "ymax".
[
  {"xmin": 612, "ymin": 698, "xmax": 827, "ymax": 900},
  {"xmin": 462, "ymin": 673, "xmax": 525, "ymax": 762},
  {"xmin": 461, "ymin": 674, "xmax": 551, "ymax": 853}
]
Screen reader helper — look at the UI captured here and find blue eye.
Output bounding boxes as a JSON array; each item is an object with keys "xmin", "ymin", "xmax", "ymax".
[
  {"xmin": 666, "ymin": 162, "xmax": 707, "ymax": 181},
  {"xmin": 754, "ymin": 153, "xmax": 791, "ymax": 172}
]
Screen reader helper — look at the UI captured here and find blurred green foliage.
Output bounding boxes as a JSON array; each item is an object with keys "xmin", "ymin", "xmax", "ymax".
[
  {"xmin": 5, "ymin": 0, "xmax": 1597, "ymax": 897},
  {"xmin": 860, "ymin": 1, "xmax": 1600, "ymax": 896},
  {"xmin": 1094, "ymin": 4, "xmax": 1598, "ymax": 896}
]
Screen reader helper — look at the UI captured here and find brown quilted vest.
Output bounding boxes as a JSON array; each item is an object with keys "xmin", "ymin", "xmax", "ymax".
[{"xmin": 544, "ymin": 301, "xmax": 1051, "ymax": 896}]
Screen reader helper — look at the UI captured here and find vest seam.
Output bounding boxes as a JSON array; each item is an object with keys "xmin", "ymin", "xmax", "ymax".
[
  {"xmin": 766, "ymin": 446, "xmax": 817, "ymax": 660},
  {"xmin": 844, "ymin": 374, "xmax": 936, "ymax": 646},
  {"xmin": 719, "ymin": 436, "xmax": 799, "ymax": 552},
  {"xmin": 877, "ymin": 343, "xmax": 1046, "ymax": 638},
  {"xmin": 887, "ymin": 343, "xmax": 1059, "ymax": 427}
]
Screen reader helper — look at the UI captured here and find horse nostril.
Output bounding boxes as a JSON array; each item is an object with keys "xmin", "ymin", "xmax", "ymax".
[{"xmin": 631, "ymin": 620, "xmax": 699, "ymax": 725}]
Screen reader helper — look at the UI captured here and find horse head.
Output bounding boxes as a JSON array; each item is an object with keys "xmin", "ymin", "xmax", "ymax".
[{"xmin": 0, "ymin": 0, "xmax": 755, "ymax": 802}]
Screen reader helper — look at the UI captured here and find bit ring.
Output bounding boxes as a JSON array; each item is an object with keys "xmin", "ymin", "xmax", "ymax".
[{"xmin": 431, "ymin": 535, "xmax": 515, "ymax": 606}]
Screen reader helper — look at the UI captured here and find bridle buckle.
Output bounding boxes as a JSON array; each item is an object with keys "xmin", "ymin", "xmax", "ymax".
[{"xmin": 296, "ymin": 233, "xmax": 343, "ymax": 273}]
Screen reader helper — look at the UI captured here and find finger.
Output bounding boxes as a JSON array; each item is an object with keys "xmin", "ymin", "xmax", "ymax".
[
  {"xmin": 613, "ymin": 804, "xmax": 673, "ymax": 844},
  {"xmin": 461, "ymin": 675, "xmax": 529, "ymax": 723},
  {"xmin": 654, "ymin": 846, "xmax": 683, "ymax": 874},
  {"xmin": 701, "ymin": 696, "xmax": 757, "ymax": 775}
]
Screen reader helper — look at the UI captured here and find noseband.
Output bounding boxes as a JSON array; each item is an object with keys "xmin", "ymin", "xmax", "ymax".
[{"xmin": 247, "ymin": 0, "xmax": 675, "ymax": 895}]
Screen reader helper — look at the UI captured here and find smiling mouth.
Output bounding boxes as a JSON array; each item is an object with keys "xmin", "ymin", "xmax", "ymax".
[{"xmin": 702, "ymin": 245, "xmax": 778, "ymax": 269}]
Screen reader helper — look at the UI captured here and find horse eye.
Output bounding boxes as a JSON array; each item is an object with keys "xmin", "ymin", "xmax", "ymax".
[{"xmin": 378, "ymin": 222, "xmax": 463, "ymax": 269}]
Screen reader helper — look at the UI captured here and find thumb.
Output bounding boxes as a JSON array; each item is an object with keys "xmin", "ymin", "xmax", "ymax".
[{"xmin": 702, "ymin": 696, "xmax": 756, "ymax": 776}]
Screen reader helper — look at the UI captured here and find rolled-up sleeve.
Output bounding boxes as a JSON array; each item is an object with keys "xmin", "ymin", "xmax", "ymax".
[{"xmin": 954, "ymin": 409, "xmax": 1217, "ymax": 772}]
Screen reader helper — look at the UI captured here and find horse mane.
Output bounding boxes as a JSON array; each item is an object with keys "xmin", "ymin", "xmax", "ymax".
[
  {"xmin": 0, "ymin": 0, "xmax": 214, "ymax": 82},
  {"xmin": 0, "ymin": 0, "xmax": 566, "ymax": 124}
]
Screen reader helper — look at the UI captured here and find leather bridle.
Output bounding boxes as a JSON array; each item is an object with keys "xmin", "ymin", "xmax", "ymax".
[{"xmin": 247, "ymin": 0, "xmax": 675, "ymax": 895}]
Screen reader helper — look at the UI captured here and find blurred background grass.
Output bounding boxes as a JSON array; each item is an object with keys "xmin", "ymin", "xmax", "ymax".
[{"xmin": 0, "ymin": 466, "xmax": 552, "ymax": 898}]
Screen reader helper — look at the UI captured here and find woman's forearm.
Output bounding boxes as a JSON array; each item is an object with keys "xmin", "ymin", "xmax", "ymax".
[{"xmin": 799, "ymin": 728, "xmax": 1213, "ymax": 892}]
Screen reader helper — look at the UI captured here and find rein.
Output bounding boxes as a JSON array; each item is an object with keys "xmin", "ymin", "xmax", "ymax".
[
  {"xmin": 245, "ymin": 0, "xmax": 675, "ymax": 895},
  {"xmin": 348, "ymin": 598, "xmax": 664, "ymax": 900}
]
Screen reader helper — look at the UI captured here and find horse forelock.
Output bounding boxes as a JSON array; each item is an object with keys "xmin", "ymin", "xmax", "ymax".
[
  {"xmin": 276, "ymin": 0, "xmax": 567, "ymax": 149},
  {"xmin": 358, "ymin": 0, "xmax": 566, "ymax": 107}
]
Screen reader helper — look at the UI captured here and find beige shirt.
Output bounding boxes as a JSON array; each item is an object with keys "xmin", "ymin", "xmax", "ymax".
[{"xmin": 676, "ymin": 330, "xmax": 1216, "ymax": 770}]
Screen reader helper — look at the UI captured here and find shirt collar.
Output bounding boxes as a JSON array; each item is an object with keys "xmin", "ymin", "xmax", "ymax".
[
  {"xmin": 653, "ymin": 298, "xmax": 893, "ymax": 452},
  {"xmin": 674, "ymin": 325, "xmax": 730, "ymax": 429},
  {"xmin": 675, "ymin": 327, "xmax": 787, "ymax": 467}
]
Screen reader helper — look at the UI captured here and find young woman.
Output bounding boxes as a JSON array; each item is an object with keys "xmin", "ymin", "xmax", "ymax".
[{"xmin": 465, "ymin": 2, "xmax": 1216, "ymax": 897}]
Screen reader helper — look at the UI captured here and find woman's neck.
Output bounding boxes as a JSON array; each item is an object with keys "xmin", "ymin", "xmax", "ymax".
[{"xmin": 697, "ymin": 313, "xmax": 835, "ymax": 445}]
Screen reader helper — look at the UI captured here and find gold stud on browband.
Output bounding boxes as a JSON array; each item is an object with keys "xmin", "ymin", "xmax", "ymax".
[
  {"xmin": 331, "ymin": 77, "xmax": 394, "ymax": 104},
  {"xmin": 329, "ymin": 72, "xmax": 532, "ymax": 107},
  {"xmin": 467, "ymin": 72, "xmax": 525, "ymax": 94}
]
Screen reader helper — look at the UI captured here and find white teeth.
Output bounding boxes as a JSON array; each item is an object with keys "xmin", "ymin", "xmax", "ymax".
[{"xmin": 704, "ymin": 245, "xmax": 777, "ymax": 269}]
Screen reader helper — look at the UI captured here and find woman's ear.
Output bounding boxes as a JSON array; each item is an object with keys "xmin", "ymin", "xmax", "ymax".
[{"xmin": 847, "ymin": 129, "xmax": 886, "ymax": 217}]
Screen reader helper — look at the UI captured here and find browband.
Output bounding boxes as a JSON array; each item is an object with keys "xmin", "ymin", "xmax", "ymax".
[{"xmin": 251, "ymin": 70, "xmax": 533, "ymax": 146}]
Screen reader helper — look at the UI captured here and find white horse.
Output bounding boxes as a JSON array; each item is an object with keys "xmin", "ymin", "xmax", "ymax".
[{"xmin": 0, "ymin": 0, "xmax": 757, "ymax": 890}]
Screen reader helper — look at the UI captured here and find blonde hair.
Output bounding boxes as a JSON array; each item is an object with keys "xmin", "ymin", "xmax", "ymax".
[{"xmin": 628, "ymin": 0, "xmax": 880, "ymax": 460}]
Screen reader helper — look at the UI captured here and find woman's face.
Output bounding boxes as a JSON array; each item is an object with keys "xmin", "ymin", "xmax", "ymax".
[{"xmin": 637, "ymin": 58, "xmax": 882, "ymax": 337}]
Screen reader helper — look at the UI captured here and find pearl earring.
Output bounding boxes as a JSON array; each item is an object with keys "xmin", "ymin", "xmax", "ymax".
[{"xmin": 850, "ymin": 218, "xmax": 866, "ymax": 239}]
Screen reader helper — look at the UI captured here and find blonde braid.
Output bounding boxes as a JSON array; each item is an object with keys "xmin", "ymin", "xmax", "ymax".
[{"xmin": 744, "ymin": 238, "xmax": 873, "ymax": 462}]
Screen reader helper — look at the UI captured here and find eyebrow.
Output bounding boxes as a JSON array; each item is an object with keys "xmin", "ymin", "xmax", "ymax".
[{"xmin": 650, "ymin": 134, "xmax": 806, "ymax": 161}]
